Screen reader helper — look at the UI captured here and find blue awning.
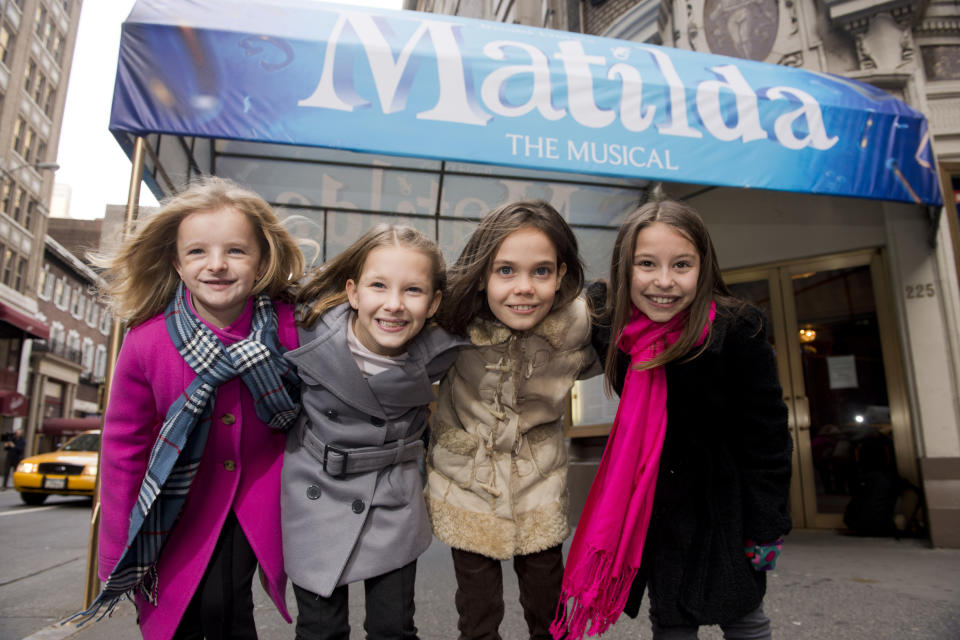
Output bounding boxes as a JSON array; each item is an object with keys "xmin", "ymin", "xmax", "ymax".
[{"xmin": 110, "ymin": 0, "xmax": 942, "ymax": 206}]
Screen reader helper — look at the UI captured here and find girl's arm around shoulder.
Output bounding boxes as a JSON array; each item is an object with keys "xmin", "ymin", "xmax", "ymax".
[
  {"xmin": 722, "ymin": 303, "xmax": 793, "ymax": 541},
  {"xmin": 421, "ymin": 324, "xmax": 470, "ymax": 383},
  {"xmin": 97, "ymin": 320, "xmax": 165, "ymax": 580}
]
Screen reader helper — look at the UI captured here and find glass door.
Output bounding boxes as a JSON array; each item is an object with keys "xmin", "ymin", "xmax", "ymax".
[{"xmin": 725, "ymin": 250, "xmax": 916, "ymax": 529}]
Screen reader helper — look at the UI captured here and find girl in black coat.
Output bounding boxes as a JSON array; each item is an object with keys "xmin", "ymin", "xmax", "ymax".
[{"xmin": 553, "ymin": 200, "xmax": 792, "ymax": 640}]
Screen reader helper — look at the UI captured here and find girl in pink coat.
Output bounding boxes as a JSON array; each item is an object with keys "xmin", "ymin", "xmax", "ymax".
[{"xmin": 84, "ymin": 177, "xmax": 305, "ymax": 640}]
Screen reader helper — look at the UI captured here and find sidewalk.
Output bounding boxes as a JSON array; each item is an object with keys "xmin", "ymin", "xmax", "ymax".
[{"xmin": 32, "ymin": 529, "xmax": 960, "ymax": 640}]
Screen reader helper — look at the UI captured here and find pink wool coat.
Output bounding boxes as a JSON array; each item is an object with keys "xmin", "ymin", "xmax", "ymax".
[{"xmin": 97, "ymin": 296, "xmax": 297, "ymax": 640}]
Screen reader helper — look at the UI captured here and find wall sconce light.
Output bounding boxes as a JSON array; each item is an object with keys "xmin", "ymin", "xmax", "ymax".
[{"xmin": 798, "ymin": 328, "xmax": 817, "ymax": 343}]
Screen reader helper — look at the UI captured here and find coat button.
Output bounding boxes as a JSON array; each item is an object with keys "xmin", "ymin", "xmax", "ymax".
[
  {"xmin": 223, "ymin": 460, "xmax": 236, "ymax": 471},
  {"xmin": 221, "ymin": 413, "xmax": 236, "ymax": 425},
  {"xmin": 324, "ymin": 409, "xmax": 339, "ymax": 421},
  {"xmin": 370, "ymin": 416, "xmax": 385, "ymax": 427},
  {"xmin": 306, "ymin": 485, "xmax": 321, "ymax": 500},
  {"xmin": 351, "ymin": 499, "xmax": 365, "ymax": 514}
]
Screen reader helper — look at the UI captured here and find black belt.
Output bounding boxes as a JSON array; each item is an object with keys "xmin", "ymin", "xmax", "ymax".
[{"xmin": 299, "ymin": 420, "xmax": 425, "ymax": 479}]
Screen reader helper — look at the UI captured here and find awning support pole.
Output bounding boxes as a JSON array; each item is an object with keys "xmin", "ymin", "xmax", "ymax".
[{"xmin": 83, "ymin": 136, "xmax": 147, "ymax": 608}]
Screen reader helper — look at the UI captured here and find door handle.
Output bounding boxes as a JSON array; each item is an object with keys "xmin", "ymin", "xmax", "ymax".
[
  {"xmin": 795, "ymin": 395, "xmax": 810, "ymax": 432},
  {"xmin": 784, "ymin": 395, "xmax": 811, "ymax": 432}
]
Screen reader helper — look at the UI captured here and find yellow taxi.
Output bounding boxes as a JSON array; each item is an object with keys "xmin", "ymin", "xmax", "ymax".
[{"xmin": 13, "ymin": 430, "xmax": 100, "ymax": 505}]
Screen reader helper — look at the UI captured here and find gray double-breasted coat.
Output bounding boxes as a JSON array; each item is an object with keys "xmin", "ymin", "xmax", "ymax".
[{"xmin": 281, "ymin": 303, "xmax": 463, "ymax": 597}]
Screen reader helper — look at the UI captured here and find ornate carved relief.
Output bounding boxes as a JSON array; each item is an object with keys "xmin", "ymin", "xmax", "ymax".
[
  {"xmin": 703, "ymin": 0, "xmax": 779, "ymax": 60},
  {"xmin": 777, "ymin": 50, "xmax": 804, "ymax": 66},
  {"xmin": 855, "ymin": 32, "xmax": 878, "ymax": 70}
]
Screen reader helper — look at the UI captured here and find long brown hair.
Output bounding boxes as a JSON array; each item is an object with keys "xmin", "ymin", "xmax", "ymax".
[
  {"xmin": 605, "ymin": 200, "xmax": 742, "ymax": 384},
  {"xmin": 436, "ymin": 200, "xmax": 584, "ymax": 335},
  {"xmin": 93, "ymin": 176, "xmax": 304, "ymax": 327},
  {"xmin": 296, "ymin": 224, "xmax": 446, "ymax": 328}
]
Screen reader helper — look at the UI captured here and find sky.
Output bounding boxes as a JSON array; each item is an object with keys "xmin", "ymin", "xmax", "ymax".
[{"xmin": 54, "ymin": 0, "xmax": 404, "ymax": 220}]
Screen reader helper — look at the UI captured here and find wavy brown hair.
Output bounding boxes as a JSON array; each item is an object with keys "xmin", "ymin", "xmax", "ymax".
[
  {"xmin": 93, "ymin": 176, "xmax": 305, "ymax": 327},
  {"xmin": 296, "ymin": 224, "xmax": 446, "ymax": 329},
  {"xmin": 605, "ymin": 199, "xmax": 743, "ymax": 384},
  {"xmin": 436, "ymin": 200, "xmax": 585, "ymax": 336}
]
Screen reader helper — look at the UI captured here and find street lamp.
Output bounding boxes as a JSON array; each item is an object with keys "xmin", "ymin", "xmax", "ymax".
[{"xmin": 0, "ymin": 160, "xmax": 60, "ymax": 183}]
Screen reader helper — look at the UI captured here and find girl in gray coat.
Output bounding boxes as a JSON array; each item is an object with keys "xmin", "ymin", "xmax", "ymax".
[{"xmin": 282, "ymin": 225, "xmax": 463, "ymax": 640}]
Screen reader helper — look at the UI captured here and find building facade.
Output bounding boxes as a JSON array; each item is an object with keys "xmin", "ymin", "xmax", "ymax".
[
  {"xmin": 0, "ymin": 0, "xmax": 82, "ymax": 447},
  {"xmin": 31, "ymin": 230, "xmax": 108, "ymax": 452},
  {"xmin": 405, "ymin": 0, "xmax": 960, "ymax": 547}
]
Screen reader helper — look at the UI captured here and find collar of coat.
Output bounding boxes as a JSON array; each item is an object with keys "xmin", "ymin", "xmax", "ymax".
[
  {"xmin": 467, "ymin": 296, "xmax": 589, "ymax": 350},
  {"xmin": 287, "ymin": 302, "xmax": 464, "ymax": 417}
]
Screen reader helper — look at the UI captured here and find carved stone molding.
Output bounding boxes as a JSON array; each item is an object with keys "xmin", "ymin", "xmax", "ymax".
[{"xmin": 822, "ymin": 0, "xmax": 925, "ymax": 32}]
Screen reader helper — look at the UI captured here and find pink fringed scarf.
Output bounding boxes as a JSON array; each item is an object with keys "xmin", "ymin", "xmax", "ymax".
[{"xmin": 551, "ymin": 302, "xmax": 716, "ymax": 640}]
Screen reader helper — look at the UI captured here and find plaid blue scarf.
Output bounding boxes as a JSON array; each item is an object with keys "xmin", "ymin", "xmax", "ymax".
[{"xmin": 69, "ymin": 283, "xmax": 300, "ymax": 625}]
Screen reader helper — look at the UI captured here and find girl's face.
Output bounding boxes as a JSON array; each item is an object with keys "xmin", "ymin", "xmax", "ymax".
[
  {"xmin": 174, "ymin": 206, "xmax": 265, "ymax": 328},
  {"xmin": 346, "ymin": 245, "xmax": 441, "ymax": 356},
  {"xmin": 630, "ymin": 222, "xmax": 701, "ymax": 323},
  {"xmin": 484, "ymin": 226, "xmax": 566, "ymax": 332}
]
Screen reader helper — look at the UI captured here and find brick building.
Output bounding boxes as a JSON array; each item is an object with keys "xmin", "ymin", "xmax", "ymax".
[{"xmin": 30, "ymin": 230, "xmax": 109, "ymax": 452}]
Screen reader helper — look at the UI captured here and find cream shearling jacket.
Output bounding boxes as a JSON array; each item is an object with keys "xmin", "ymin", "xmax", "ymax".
[{"xmin": 426, "ymin": 297, "xmax": 600, "ymax": 560}]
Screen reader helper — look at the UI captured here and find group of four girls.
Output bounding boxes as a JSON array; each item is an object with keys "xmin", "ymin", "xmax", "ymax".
[{"xmin": 85, "ymin": 176, "xmax": 792, "ymax": 640}]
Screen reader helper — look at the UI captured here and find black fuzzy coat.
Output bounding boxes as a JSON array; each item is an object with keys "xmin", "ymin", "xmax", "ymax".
[{"xmin": 589, "ymin": 288, "xmax": 792, "ymax": 627}]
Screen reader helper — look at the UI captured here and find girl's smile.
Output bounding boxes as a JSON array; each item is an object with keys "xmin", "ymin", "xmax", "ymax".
[
  {"xmin": 346, "ymin": 245, "xmax": 441, "ymax": 356},
  {"xmin": 174, "ymin": 206, "xmax": 265, "ymax": 328},
  {"xmin": 630, "ymin": 222, "xmax": 700, "ymax": 323},
  {"xmin": 484, "ymin": 227, "xmax": 566, "ymax": 332}
]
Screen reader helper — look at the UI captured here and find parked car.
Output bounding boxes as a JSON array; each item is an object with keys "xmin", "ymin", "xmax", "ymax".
[{"xmin": 13, "ymin": 430, "xmax": 100, "ymax": 505}]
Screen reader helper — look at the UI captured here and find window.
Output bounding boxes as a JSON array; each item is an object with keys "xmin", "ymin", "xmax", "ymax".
[
  {"xmin": 85, "ymin": 299, "xmax": 99, "ymax": 327},
  {"xmin": 12, "ymin": 117, "xmax": 25, "ymax": 155},
  {"xmin": 1, "ymin": 182, "xmax": 11, "ymax": 214},
  {"xmin": 32, "ymin": 73, "xmax": 46, "ymax": 105},
  {"xmin": 67, "ymin": 330, "xmax": 80, "ymax": 362},
  {"xmin": 69, "ymin": 286, "xmax": 80, "ymax": 316},
  {"xmin": 99, "ymin": 309, "xmax": 112, "ymax": 335},
  {"xmin": 13, "ymin": 256, "xmax": 26, "ymax": 292},
  {"xmin": 22, "ymin": 127, "xmax": 36, "ymax": 163},
  {"xmin": 55, "ymin": 276, "xmax": 69, "ymax": 309},
  {"xmin": 50, "ymin": 322, "xmax": 65, "ymax": 355},
  {"xmin": 23, "ymin": 58, "xmax": 37, "ymax": 94},
  {"xmin": 24, "ymin": 198, "xmax": 37, "ymax": 229},
  {"xmin": 35, "ymin": 138, "xmax": 47, "ymax": 163},
  {"xmin": 34, "ymin": 5, "xmax": 47, "ymax": 39},
  {"xmin": 0, "ymin": 21, "xmax": 14, "ymax": 67},
  {"xmin": 76, "ymin": 292, "xmax": 87, "ymax": 320},
  {"xmin": 50, "ymin": 31, "xmax": 64, "ymax": 64},
  {"xmin": 11, "ymin": 186, "xmax": 24, "ymax": 224},
  {"xmin": 38, "ymin": 266, "xmax": 54, "ymax": 300},
  {"xmin": 1, "ymin": 248, "xmax": 15, "ymax": 286},
  {"xmin": 94, "ymin": 344, "xmax": 107, "ymax": 381},
  {"xmin": 81, "ymin": 337, "xmax": 94, "ymax": 374},
  {"xmin": 42, "ymin": 83, "xmax": 55, "ymax": 116}
]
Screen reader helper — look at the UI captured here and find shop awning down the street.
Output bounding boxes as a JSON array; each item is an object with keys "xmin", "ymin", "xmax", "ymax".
[
  {"xmin": 110, "ymin": 0, "xmax": 941, "ymax": 207},
  {"xmin": 0, "ymin": 303, "xmax": 49, "ymax": 340}
]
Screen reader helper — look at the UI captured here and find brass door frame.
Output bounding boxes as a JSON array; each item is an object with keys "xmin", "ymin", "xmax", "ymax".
[{"xmin": 725, "ymin": 248, "xmax": 917, "ymax": 529}]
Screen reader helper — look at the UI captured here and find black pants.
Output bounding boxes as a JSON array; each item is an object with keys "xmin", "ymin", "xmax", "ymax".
[
  {"xmin": 171, "ymin": 511, "xmax": 259, "ymax": 640},
  {"xmin": 293, "ymin": 560, "xmax": 419, "ymax": 640},
  {"xmin": 451, "ymin": 545, "xmax": 564, "ymax": 640}
]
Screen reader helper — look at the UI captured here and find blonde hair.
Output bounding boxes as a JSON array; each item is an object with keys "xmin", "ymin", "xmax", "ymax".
[
  {"xmin": 94, "ymin": 176, "xmax": 305, "ymax": 327},
  {"xmin": 296, "ymin": 224, "xmax": 446, "ymax": 329}
]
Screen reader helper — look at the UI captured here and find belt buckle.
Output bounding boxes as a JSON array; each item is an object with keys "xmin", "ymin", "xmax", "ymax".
[{"xmin": 323, "ymin": 444, "xmax": 349, "ymax": 478}]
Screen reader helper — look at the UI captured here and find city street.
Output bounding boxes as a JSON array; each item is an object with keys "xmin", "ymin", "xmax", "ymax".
[{"xmin": 1, "ymin": 488, "xmax": 959, "ymax": 639}]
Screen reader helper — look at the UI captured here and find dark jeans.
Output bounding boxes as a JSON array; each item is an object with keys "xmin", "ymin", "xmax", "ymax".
[
  {"xmin": 293, "ymin": 560, "xmax": 419, "ymax": 640},
  {"xmin": 451, "ymin": 545, "xmax": 564, "ymax": 640},
  {"xmin": 171, "ymin": 511, "xmax": 259, "ymax": 640},
  {"xmin": 651, "ymin": 604, "xmax": 772, "ymax": 640}
]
